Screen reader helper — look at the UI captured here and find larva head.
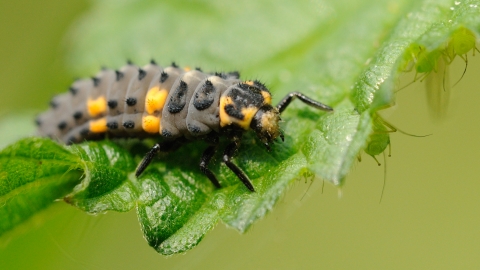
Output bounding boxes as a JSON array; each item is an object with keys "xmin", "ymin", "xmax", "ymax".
[{"xmin": 250, "ymin": 104, "xmax": 283, "ymax": 149}]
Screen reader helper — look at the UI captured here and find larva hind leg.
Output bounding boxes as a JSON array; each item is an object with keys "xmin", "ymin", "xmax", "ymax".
[{"xmin": 135, "ymin": 139, "xmax": 183, "ymax": 177}]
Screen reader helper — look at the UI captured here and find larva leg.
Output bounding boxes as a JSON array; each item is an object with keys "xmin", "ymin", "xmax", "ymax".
[
  {"xmin": 199, "ymin": 145, "xmax": 222, "ymax": 189},
  {"xmin": 135, "ymin": 140, "xmax": 182, "ymax": 177},
  {"xmin": 223, "ymin": 139, "xmax": 255, "ymax": 192},
  {"xmin": 135, "ymin": 143, "xmax": 161, "ymax": 177},
  {"xmin": 276, "ymin": 91, "xmax": 333, "ymax": 114}
]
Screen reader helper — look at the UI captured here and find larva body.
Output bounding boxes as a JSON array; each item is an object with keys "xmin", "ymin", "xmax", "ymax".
[
  {"xmin": 36, "ymin": 62, "xmax": 262, "ymax": 143},
  {"xmin": 36, "ymin": 61, "xmax": 333, "ymax": 191}
]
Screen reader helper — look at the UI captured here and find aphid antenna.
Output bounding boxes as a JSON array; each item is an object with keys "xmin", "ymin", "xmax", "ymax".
[{"xmin": 376, "ymin": 116, "xmax": 432, "ymax": 138}]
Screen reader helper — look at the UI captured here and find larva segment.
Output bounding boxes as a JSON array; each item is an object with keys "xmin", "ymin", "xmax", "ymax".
[
  {"xmin": 144, "ymin": 86, "xmax": 168, "ymax": 115},
  {"xmin": 86, "ymin": 69, "xmax": 115, "ymax": 118},
  {"xmin": 124, "ymin": 63, "xmax": 162, "ymax": 115},
  {"xmin": 161, "ymin": 70, "xmax": 208, "ymax": 139},
  {"xmin": 70, "ymin": 79, "xmax": 96, "ymax": 125},
  {"xmin": 186, "ymin": 75, "xmax": 239, "ymax": 136},
  {"xmin": 219, "ymin": 82, "xmax": 271, "ymax": 130},
  {"xmin": 48, "ymin": 93, "xmax": 75, "ymax": 136},
  {"xmin": 141, "ymin": 65, "xmax": 184, "ymax": 134},
  {"xmin": 107, "ymin": 64, "xmax": 139, "ymax": 116},
  {"xmin": 121, "ymin": 113, "xmax": 144, "ymax": 134},
  {"xmin": 105, "ymin": 64, "xmax": 139, "ymax": 136}
]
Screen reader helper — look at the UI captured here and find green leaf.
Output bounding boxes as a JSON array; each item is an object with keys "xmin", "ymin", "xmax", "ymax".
[
  {"xmin": 0, "ymin": 138, "xmax": 82, "ymax": 235},
  {"xmin": 0, "ymin": 139, "xmax": 137, "ymax": 236},
  {"xmin": 2, "ymin": 0, "xmax": 480, "ymax": 255},
  {"xmin": 64, "ymin": 141, "xmax": 137, "ymax": 213}
]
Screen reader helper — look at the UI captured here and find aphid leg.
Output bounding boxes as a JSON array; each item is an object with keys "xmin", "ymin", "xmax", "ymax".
[
  {"xmin": 276, "ymin": 91, "xmax": 333, "ymax": 114},
  {"xmin": 200, "ymin": 145, "xmax": 222, "ymax": 189},
  {"xmin": 223, "ymin": 139, "xmax": 255, "ymax": 192},
  {"xmin": 452, "ymin": 54, "xmax": 468, "ymax": 88},
  {"xmin": 136, "ymin": 143, "xmax": 161, "ymax": 177}
]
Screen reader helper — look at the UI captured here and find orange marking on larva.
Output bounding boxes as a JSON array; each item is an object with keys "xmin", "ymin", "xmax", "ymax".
[
  {"xmin": 89, "ymin": 117, "xmax": 108, "ymax": 133},
  {"xmin": 87, "ymin": 96, "xmax": 107, "ymax": 117},
  {"xmin": 237, "ymin": 107, "xmax": 257, "ymax": 130},
  {"xmin": 145, "ymin": 87, "xmax": 168, "ymax": 114},
  {"xmin": 261, "ymin": 90, "xmax": 272, "ymax": 105},
  {"xmin": 183, "ymin": 66, "xmax": 191, "ymax": 71},
  {"xmin": 244, "ymin": 80, "xmax": 254, "ymax": 86},
  {"xmin": 220, "ymin": 96, "xmax": 257, "ymax": 130},
  {"xmin": 142, "ymin": 115, "xmax": 161, "ymax": 134}
]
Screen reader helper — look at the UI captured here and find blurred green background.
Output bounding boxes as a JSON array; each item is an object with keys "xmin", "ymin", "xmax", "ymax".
[{"xmin": 1, "ymin": 0, "xmax": 480, "ymax": 269}]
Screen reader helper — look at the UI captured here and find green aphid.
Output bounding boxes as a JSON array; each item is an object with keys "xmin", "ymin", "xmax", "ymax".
[
  {"xmin": 364, "ymin": 115, "xmax": 391, "ymax": 166},
  {"xmin": 415, "ymin": 47, "xmax": 442, "ymax": 74},
  {"xmin": 363, "ymin": 115, "xmax": 430, "ymax": 165},
  {"xmin": 446, "ymin": 27, "xmax": 478, "ymax": 62}
]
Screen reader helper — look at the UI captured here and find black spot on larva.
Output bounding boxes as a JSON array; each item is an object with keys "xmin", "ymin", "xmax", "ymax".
[
  {"xmin": 73, "ymin": 111, "xmax": 83, "ymax": 120},
  {"xmin": 161, "ymin": 129, "xmax": 172, "ymax": 137},
  {"xmin": 50, "ymin": 99, "xmax": 58, "ymax": 109},
  {"xmin": 150, "ymin": 59, "xmax": 157, "ymax": 65},
  {"xmin": 229, "ymin": 71, "xmax": 240, "ymax": 79},
  {"xmin": 127, "ymin": 60, "xmax": 134, "ymax": 65},
  {"xmin": 115, "ymin": 70, "xmax": 124, "ymax": 81},
  {"xmin": 193, "ymin": 79, "xmax": 215, "ymax": 110},
  {"xmin": 80, "ymin": 128, "xmax": 89, "ymax": 136},
  {"xmin": 195, "ymin": 67, "xmax": 202, "ymax": 72},
  {"xmin": 92, "ymin": 77, "xmax": 101, "ymax": 87},
  {"xmin": 138, "ymin": 69, "xmax": 147, "ymax": 80},
  {"xmin": 57, "ymin": 121, "xmax": 67, "ymax": 130},
  {"xmin": 107, "ymin": 121, "xmax": 118, "ymax": 129},
  {"xmin": 160, "ymin": 71, "xmax": 168, "ymax": 83},
  {"xmin": 224, "ymin": 104, "xmax": 244, "ymax": 120},
  {"xmin": 35, "ymin": 118, "xmax": 41, "ymax": 126},
  {"xmin": 123, "ymin": 121, "xmax": 135, "ymax": 129},
  {"xmin": 230, "ymin": 86, "xmax": 264, "ymax": 108},
  {"xmin": 108, "ymin": 100, "xmax": 118, "ymax": 109},
  {"xmin": 126, "ymin": 97, "xmax": 137, "ymax": 106},
  {"xmin": 168, "ymin": 80, "xmax": 188, "ymax": 113},
  {"xmin": 67, "ymin": 137, "xmax": 76, "ymax": 145},
  {"xmin": 69, "ymin": 87, "xmax": 78, "ymax": 95},
  {"xmin": 187, "ymin": 124, "xmax": 201, "ymax": 134},
  {"xmin": 171, "ymin": 62, "xmax": 178, "ymax": 68}
]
